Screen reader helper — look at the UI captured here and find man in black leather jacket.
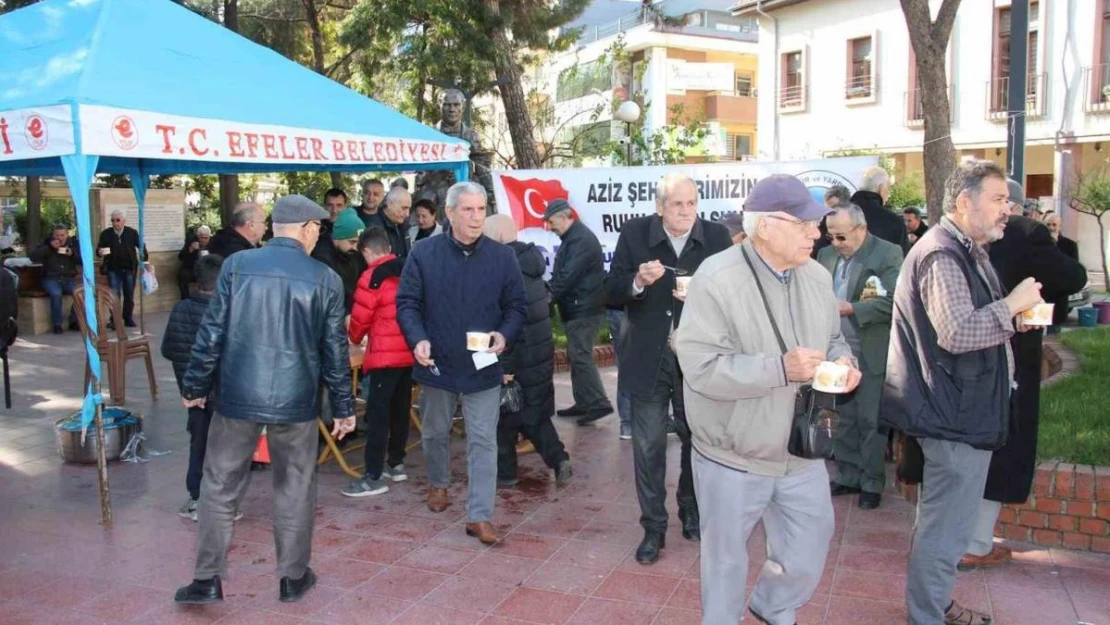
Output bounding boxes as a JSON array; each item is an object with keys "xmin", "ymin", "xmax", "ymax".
[
  {"xmin": 544, "ymin": 199, "xmax": 613, "ymax": 424},
  {"xmin": 174, "ymin": 195, "xmax": 355, "ymax": 607}
]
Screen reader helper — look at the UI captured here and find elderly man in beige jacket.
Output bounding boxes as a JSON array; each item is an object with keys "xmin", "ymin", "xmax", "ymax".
[{"xmin": 674, "ymin": 174, "xmax": 860, "ymax": 625}]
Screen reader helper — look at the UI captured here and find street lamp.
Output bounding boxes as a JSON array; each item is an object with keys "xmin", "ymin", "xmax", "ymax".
[{"xmin": 615, "ymin": 100, "xmax": 641, "ymax": 165}]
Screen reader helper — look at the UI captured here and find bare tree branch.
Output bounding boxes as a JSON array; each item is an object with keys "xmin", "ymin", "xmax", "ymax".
[{"xmin": 931, "ymin": 0, "xmax": 961, "ymax": 45}]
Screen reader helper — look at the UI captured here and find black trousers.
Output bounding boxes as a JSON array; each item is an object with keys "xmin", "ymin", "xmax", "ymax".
[
  {"xmin": 179, "ymin": 267, "xmax": 195, "ymax": 301},
  {"xmin": 497, "ymin": 412, "xmax": 569, "ymax": 480},
  {"xmin": 186, "ymin": 403, "xmax": 215, "ymax": 500},
  {"xmin": 632, "ymin": 348, "xmax": 696, "ymax": 533},
  {"xmin": 362, "ymin": 367, "xmax": 412, "ymax": 480}
]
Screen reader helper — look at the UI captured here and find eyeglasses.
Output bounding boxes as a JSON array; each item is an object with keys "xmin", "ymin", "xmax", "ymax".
[
  {"xmin": 826, "ymin": 225, "xmax": 862, "ymax": 243},
  {"xmin": 764, "ymin": 214, "xmax": 820, "ymax": 230}
]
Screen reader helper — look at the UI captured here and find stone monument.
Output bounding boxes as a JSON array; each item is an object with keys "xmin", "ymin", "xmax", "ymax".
[{"xmin": 415, "ymin": 89, "xmax": 497, "ymax": 218}]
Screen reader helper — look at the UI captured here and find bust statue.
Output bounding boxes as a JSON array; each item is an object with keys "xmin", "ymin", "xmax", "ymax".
[{"xmin": 416, "ymin": 89, "xmax": 497, "ymax": 217}]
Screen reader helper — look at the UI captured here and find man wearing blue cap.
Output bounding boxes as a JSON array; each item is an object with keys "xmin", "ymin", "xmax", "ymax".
[
  {"xmin": 175, "ymin": 194, "xmax": 356, "ymax": 606},
  {"xmin": 675, "ymin": 173, "xmax": 860, "ymax": 625}
]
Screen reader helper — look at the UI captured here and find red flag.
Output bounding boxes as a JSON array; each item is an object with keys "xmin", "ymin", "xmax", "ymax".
[{"xmin": 500, "ymin": 176, "xmax": 573, "ymax": 230}]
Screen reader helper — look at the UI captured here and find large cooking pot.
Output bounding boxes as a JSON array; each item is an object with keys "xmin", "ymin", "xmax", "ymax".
[{"xmin": 54, "ymin": 407, "xmax": 142, "ymax": 464}]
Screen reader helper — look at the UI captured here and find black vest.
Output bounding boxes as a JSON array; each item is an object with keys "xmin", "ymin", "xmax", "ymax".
[{"xmin": 882, "ymin": 223, "xmax": 1011, "ymax": 450}]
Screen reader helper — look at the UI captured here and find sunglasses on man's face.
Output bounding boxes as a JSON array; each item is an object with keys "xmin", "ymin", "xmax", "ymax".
[{"xmin": 826, "ymin": 225, "xmax": 861, "ymax": 243}]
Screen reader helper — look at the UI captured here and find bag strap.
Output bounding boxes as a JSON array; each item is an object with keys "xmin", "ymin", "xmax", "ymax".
[{"xmin": 741, "ymin": 246, "xmax": 788, "ymax": 355}]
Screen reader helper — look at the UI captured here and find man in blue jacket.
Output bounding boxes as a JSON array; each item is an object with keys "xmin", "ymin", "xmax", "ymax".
[
  {"xmin": 174, "ymin": 195, "xmax": 356, "ymax": 606},
  {"xmin": 397, "ymin": 181, "xmax": 527, "ymax": 546}
]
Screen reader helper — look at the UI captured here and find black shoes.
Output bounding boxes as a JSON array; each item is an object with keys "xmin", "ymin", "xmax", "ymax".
[
  {"xmin": 679, "ymin": 508, "xmax": 700, "ymax": 542},
  {"xmin": 556, "ymin": 405, "xmax": 587, "ymax": 418},
  {"xmin": 279, "ymin": 567, "xmax": 317, "ymax": 603},
  {"xmin": 858, "ymin": 491, "xmax": 882, "ymax": 509},
  {"xmin": 750, "ymin": 607, "xmax": 796, "ymax": 625},
  {"xmin": 635, "ymin": 531, "xmax": 666, "ymax": 565},
  {"xmin": 174, "ymin": 576, "xmax": 223, "ymax": 604},
  {"xmin": 830, "ymin": 482, "xmax": 861, "ymax": 497},
  {"xmin": 576, "ymin": 406, "xmax": 614, "ymax": 426}
]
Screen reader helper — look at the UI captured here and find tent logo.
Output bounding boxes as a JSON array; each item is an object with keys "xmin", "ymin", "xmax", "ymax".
[
  {"xmin": 111, "ymin": 116, "xmax": 138, "ymax": 150},
  {"xmin": 797, "ymin": 170, "xmax": 855, "ymax": 206},
  {"xmin": 24, "ymin": 115, "xmax": 47, "ymax": 151}
]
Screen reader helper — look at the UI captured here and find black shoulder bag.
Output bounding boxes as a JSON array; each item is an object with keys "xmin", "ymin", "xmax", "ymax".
[{"xmin": 741, "ymin": 247, "xmax": 839, "ymax": 460}]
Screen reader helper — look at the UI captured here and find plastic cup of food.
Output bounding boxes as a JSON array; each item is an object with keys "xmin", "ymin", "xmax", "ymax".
[
  {"xmin": 466, "ymin": 331, "xmax": 491, "ymax": 352},
  {"xmin": 99, "ymin": 247, "xmax": 111, "ymax": 256},
  {"xmin": 812, "ymin": 361, "xmax": 850, "ymax": 393},
  {"xmin": 1021, "ymin": 302, "xmax": 1054, "ymax": 326},
  {"xmin": 675, "ymin": 276, "xmax": 692, "ymax": 297}
]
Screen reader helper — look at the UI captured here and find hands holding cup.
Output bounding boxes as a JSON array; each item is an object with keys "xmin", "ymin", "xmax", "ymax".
[{"xmin": 635, "ymin": 260, "xmax": 665, "ymax": 289}]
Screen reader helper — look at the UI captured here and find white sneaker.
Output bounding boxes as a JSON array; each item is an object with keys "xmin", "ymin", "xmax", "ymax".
[{"xmin": 178, "ymin": 498, "xmax": 198, "ymax": 521}]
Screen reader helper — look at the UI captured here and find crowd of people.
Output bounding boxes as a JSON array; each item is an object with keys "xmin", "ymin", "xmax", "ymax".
[{"xmin": 75, "ymin": 161, "xmax": 1082, "ymax": 625}]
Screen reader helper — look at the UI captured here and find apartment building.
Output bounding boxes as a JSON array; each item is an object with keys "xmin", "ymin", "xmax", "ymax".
[
  {"xmin": 735, "ymin": 0, "xmax": 1110, "ymax": 274},
  {"xmin": 476, "ymin": 0, "xmax": 760, "ymax": 167}
]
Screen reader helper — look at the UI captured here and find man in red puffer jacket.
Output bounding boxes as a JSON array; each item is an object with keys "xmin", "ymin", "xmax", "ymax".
[{"xmin": 342, "ymin": 227, "xmax": 415, "ymax": 497}]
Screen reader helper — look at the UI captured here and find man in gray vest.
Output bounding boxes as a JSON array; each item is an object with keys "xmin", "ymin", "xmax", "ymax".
[
  {"xmin": 883, "ymin": 160, "xmax": 1043, "ymax": 625},
  {"xmin": 817, "ymin": 204, "xmax": 903, "ymax": 510}
]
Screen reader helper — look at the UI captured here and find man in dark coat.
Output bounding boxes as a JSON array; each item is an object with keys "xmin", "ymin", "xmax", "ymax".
[
  {"xmin": 207, "ymin": 203, "xmax": 264, "ymax": 258},
  {"xmin": 850, "ymin": 166, "xmax": 911, "ymax": 254},
  {"xmin": 177, "ymin": 225, "xmax": 212, "ymax": 300},
  {"xmin": 29, "ymin": 224, "xmax": 82, "ymax": 333},
  {"xmin": 903, "ymin": 206, "xmax": 929, "ymax": 247},
  {"xmin": 483, "ymin": 214, "xmax": 571, "ymax": 486},
  {"xmin": 957, "ymin": 180, "xmax": 1088, "ymax": 570},
  {"xmin": 97, "ymin": 211, "xmax": 146, "ymax": 327},
  {"xmin": 545, "ymin": 198, "xmax": 612, "ymax": 424},
  {"xmin": 363, "ymin": 187, "xmax": 413, "ymax": 260},
  {"xmin": 1043, "ymin": 211, "xmax": 1084, "ymax": 327},
  {"xmin": 174, "ymin": 195, "xmax": 354, "ymax": 606},
  {"xmin": 310, "ymin": 207, "xmax": 366, "ymax": 315},
  {"xmin": 605, "ymin": 173, "xmax": 733, "ymax": 564},
  {"xmin": 396, "ymin": 181, "xmax": 527, "ymax": 546}
]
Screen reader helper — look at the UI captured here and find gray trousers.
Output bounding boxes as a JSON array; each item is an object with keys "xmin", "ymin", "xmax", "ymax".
[
  {"xmin": 832, "ymin": 373, "xmax": 886, "ymax": 494},
  {"xmin": 195, "ymin": 414, "xmax": 318, "ymax": 581},
  {"xmin": 693, "ymin": 451, "xmax": 834, "ymax": 625},
  {"xmin": 421, "ymin": 384, "xmax": 500, "ymax": 523},
  {"xmin": 907, "ymin": 438, "xmax": 992, "ymax": 625},
  {"xmin": 564, "ymin": 314, "xmax": 610, "ymax": 411},
  {"xmin": 967, "ymin": 499, "xmax": 1003, "ymax": 557}
]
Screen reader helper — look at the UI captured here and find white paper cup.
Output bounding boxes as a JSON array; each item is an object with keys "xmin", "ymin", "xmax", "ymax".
[
  {"xmin": 199, "ymin": 250, "xmax": 209, "ymax": 257},
  {"xmin": 812, "ymin": 361, "xmax": 850, "ymax": 394},
  {"xmin": 466, "ymin": 332, "xmax": 491, "ymax": 352},
  {"xmin": 675, "ymin": 276, "xmax": 692, "ymax": 297},
  {"xmin": 1021, "ymin": 302, "xmax": 1054, "ymax": 326},
  {"xmin": 99, "ymin": 247, "xmax": 111, "ymax": 256}
]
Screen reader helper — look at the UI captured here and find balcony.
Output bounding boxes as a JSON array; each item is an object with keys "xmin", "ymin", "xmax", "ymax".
[
  {"xmin": 1083, "ymin": 65, "xmax": 1110, "ymax": 114},
  {"xmin": 904, "ymin": 86, "xmax": 953, "ymax": 129},
  {"xmin": 778, "ymin": 84, "xmax": 806, "ymax": 113},
  {"xmin": 705, "ymin": 94, "xmax": 757, "ymax": 123},
  {"xmin": 844, "ymin": 74, "xmax": 876, "ymax": 103},
  {"xmin": 986, "ymin": 73, "xmax": 1046, "ymax": 122}
]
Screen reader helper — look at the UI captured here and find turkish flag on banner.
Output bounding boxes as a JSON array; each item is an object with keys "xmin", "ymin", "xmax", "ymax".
[{"xmin": 499, "ymin": 176, "xmax": 574, "ymax": 230}]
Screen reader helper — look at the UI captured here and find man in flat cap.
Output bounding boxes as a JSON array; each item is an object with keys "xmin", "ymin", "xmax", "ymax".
[
  {"xmin": 544, "ymin": 198, "xmax": 613, "ymax": 425},
  {"xmin": 175, "ymin": 194, "xmax": 356, "ymax": 606},
  {"xmin": 675, "ymin": 174, "xmax": 858, "ymax": 624}
]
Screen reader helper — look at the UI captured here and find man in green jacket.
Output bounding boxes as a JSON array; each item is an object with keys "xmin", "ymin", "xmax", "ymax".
[{"xmin": 817, "ymin": 204, "xmax": 904, "ymax": 509}]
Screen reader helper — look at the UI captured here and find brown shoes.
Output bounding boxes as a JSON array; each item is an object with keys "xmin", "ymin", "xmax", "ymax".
[
  {"xmin": 944, "ymin": 599, "xmax": 992, "ymax": 624},
  {"xmin": 426, "ymin": 487, "xmax": 449, "ymax": 513},
  {"xmin": 957, "ymin": 545, "xmax": 1012, "ymax": 571},
  {"xmin": 465, "ymin": 521, "xmax": 501, "ymax": 545}
]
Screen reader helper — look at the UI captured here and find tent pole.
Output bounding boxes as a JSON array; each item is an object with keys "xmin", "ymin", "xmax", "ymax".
[
  {"xmin": 93, "ymin": 402, "xmax": 111, "ymax": 527},
  {"xmin": 128, "ymin": 167, "xmax": 150, "ymax": 336}
]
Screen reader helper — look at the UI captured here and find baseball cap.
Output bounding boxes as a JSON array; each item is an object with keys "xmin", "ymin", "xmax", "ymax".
[
  {"xmin": 744, "ymin": 174, "xmax": 832, "ymax": 222},
  {"xmin": 272, "ymin": 194, "xmax": 330, "ymax": 224}
]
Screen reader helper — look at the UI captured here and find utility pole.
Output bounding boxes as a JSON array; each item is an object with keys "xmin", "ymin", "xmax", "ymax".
[{"xmin": 1005, "ymin": 0, "xmax": 1028, "ymax": 183}]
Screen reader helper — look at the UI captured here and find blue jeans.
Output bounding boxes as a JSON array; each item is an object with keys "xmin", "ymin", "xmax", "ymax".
[
  {"xmin": 41, "ymin": 277, "xmax": 77, "ymax": 328},
  {"xmin": 107, "ymin": 269, "xmax": 136, "ymax": 324},
  {"xmin": 605, "ymin": 309, "xmax": 633, "ymax": 428}
]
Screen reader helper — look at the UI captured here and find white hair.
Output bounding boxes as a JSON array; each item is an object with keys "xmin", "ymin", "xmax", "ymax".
[
  {"xmin": 110, "ymin": 209, "xmax": 125, "ymax": 219},
  {"xmin": 859, "ymin": 166, "xmax": 890, "ymax": 193},
  {"xmin": 445, "ymin": 181, "xmax": 487, "ymax": 210},
  {"xmin": 656, "ymin": 173, "xmax": 697, "ymax": 207},
  {"xmin": 384, "ymin": 186, "xmax": 410, "ymax": 208},
  {"xmin": 830, "ymin": 203, "xmax": 867, "ymax": 227},
  {"xmin": 742, "ymin": 212, "xmax": 765, "ymax": 237},
  {"xmin": 197, "ymin": 225, "xmax": 212, "ymax": 236}
]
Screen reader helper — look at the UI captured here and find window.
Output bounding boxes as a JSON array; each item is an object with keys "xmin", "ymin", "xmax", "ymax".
[
  {"xmin": 847, "ymin": 36, "xmax": 873, "ymax": 99},
  {"xmin": 736, "ymin": 72, "xmax": 754, "ymax": 97},
  {"xmin": 994, "ymin": 2, "xmax": 1040, "ymax": 111},
  {"xmin": 733, "ymin": 135, "xmax": 752, "ymax": 158},
  {"xmin": 781, "ymin": 50, "xmax": 804, "ymax": 109}
]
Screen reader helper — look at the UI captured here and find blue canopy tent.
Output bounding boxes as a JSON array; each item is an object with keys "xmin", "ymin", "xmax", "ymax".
[{"xmin": 0, "ymin": 0, "xmax": 470, "ymax": 526}]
